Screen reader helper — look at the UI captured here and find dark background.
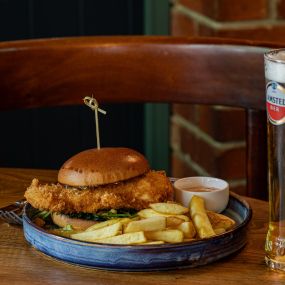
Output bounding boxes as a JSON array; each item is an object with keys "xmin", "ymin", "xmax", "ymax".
[{"xmin": 0, "ymin": 0, "xmax": 145, "ymax": 169}]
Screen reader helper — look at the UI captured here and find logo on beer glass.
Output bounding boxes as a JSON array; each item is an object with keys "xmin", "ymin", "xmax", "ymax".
[{"xmin": 266, "ymin": 81, "xmax": 285, "ymax": 125}]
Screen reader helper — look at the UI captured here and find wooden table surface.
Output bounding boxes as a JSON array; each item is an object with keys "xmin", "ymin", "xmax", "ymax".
[{"xmin": 0, "ymin": 167, "xmax": 285, "ymax": 285}]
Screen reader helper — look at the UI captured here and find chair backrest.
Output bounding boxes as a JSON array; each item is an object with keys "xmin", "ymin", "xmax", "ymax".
[{"xmin": 0, "ymin": 36, "xmax": 282, "ymax": 200}]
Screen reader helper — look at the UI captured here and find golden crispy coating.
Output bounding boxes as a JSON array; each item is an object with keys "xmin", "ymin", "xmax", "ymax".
[{"xmin": 24, "ymin": 171, "xmax": 173, "ymax": 213}]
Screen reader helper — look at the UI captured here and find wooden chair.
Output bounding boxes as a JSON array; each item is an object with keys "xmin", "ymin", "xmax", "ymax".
[{"xmin": 0, "ymin": 36, "xmax": 281, "ymax": 200}]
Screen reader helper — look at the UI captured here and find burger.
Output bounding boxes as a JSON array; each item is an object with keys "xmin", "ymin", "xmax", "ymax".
[{"xmin": 24, "ymin": 147, "xmax": 173, "ymax": 231}]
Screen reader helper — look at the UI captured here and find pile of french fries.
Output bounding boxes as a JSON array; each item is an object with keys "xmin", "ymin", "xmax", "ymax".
[{"xmin": 68, "ymin": 195, "xmax": 235, "ymax": 245}]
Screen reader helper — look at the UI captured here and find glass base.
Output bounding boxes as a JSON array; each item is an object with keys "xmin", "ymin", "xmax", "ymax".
[{"xmin": 265, "ymin": 256, "xmax": 285, "ymax": 272}]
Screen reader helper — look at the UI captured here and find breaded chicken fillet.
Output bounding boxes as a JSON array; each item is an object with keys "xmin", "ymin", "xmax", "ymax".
[{"xmin": 25, "ymin": 170, "xmax": 173, "ymax": 214}]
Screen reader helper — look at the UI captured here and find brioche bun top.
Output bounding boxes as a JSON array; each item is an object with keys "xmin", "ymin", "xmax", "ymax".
[{"xmin": 58, "ymin": 147, "xmax": 150, "ymax": 187}]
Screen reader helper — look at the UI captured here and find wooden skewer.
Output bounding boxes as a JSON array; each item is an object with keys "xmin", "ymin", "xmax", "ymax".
[{"xmin": 83, "ymin": 96, "xmax": 106, "ymax": 150}]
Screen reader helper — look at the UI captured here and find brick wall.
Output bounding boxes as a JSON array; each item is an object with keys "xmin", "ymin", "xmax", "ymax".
[{"xmin": 170, "ymin": 0, "xmax": 285, "ymax": 196}]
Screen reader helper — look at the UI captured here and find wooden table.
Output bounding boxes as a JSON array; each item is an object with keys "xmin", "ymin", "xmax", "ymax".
[{"xmin": 0, "ymin": 168, "xmax": 285, "ymax": 285}]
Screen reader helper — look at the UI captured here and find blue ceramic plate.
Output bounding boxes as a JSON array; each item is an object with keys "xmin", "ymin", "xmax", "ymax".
[{"xmin": 23, "ymin": 192, "xmax": 252, "ymax": 272}]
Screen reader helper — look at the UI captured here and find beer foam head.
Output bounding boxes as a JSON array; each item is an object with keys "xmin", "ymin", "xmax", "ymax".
[{"xmin": 265, "ymin": 49, "xmax": 285, "ymax": 83}]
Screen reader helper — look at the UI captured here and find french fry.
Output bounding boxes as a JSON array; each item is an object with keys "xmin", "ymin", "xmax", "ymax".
[
  {"xmin": 198, "ymin": 227, "xmax": 215, "ymax": 239},
  {"xmin": 95, "ymin": 231, "xmax": 146, "ymax": 245},
  {"xmin": 150, "ymin": 203, "xmax": 189, "ymax": 215},
  {"xmin": 85, "ymin": 219, "xmax": 120, "ymax": 232},
  {"xmin": 137, "ymin": 208, "xmax": 190, "ymax": 222},
  {"xmin": 124, "ymin": 216, "xmax": 166, "ymax": 233},
  {"xmin": 207, "ymin": 211, "xmax": 235, "ymax": 230},
  {"xmin": 214, "ymin": 228, "xmax": 226, "ymax": 235},
  {"xmin": 71, "ymin": 222, "xmax": 122, "ymax": 242},
  {"xmin": 177, "ymin": 221, "xmax": 196, "ymax": 238},
  {"xmin": 189, "ymin": 195, "xmax": 216, "ymax": 239},
  {"xmin": 166, "ymin": 216, "xmax": 184, "ymax": 228},
  {"xmin": 145, "ymin": 229, "xmax": 184, "ymax": 243},
  {"xmin": 118, "ymin": 218, "xmax": 134, "ymax": 225}
]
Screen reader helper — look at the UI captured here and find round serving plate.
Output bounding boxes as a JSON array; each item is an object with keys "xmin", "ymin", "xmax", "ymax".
[{"xmin": 23, "ymin": 192, "xmax": 252, "ymax": 272}]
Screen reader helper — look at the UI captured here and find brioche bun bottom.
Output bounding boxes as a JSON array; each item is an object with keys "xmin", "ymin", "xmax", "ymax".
[{"xmin": 52, "ymin": 213, "xmax": 98, "ymax": 231}]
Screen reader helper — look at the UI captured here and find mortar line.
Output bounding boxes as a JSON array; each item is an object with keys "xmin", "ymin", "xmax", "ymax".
[
  {"xmin": 268, "ymin": 0, "xmax": 278, "ymax": 20},
  {"xmin": 227, "ymin": 179, "xmax": 246, "ymax": 187}
]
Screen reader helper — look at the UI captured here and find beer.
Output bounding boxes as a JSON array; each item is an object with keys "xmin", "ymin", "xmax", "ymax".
[{"xmin": 265, "ymin": 49, "xmax": 285, "ymax": 271}]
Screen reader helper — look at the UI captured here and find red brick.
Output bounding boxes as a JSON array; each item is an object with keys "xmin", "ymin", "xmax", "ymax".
[
  {"xmin": 171, "ymin": 154, "xmax": 199, "ymax": 178},
  {"xmin": 170, "ymin": 119, "xmax": 181, "ymax": 149},
  {"xmin": 229, "ymin": 184, "xmax": 246, "ymax": 196},
  {"xmin": 277, "ymin": 0, "xmax": 285, "ymax": 19},
  {"xmin": 217, "ymin": 0, "xmax": 267, "ymax": 21},
  {"xmin": 178, "ymin": 0, "xmax": 267, "ymax": 21},
  {"xmin": 197, "ymin": 23, "xmax": 215, "ymax": 37},
  {"xmin": 173, "ymin": 105, "xmax": 246, "ymax": 142},
  {"xmin": 178, "ymin": 128, "xmax": 208, "ymax": 174},
  {"xmin": 208, "ymin": 106, "xmax": 246, "ymax": 142},
  {"xmin": 171, "ymin": 11, "xmax": 214, "ymax": 37},
  {"xmin": 172, "ymin": 104, "xmax": 196, "ymax": 123},
  {"xmin": 171, "ymin": 9, "xmax": 197, "ymax": 36},
  {"xmin": 173, "ymin": 122, "xmax": 246, "ymax": 179},
  {"xmin": 216, "ymin": 147, "xmax": 246, "ymax": 179},
  {"xmin": 178, "ymin": 0, "xmax": 217, "ymax": 19}
]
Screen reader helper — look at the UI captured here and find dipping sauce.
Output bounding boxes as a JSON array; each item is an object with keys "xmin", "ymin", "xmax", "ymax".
[{"xmin": 185, "ymin": 187, "xmax": 218, "ymax": 192}]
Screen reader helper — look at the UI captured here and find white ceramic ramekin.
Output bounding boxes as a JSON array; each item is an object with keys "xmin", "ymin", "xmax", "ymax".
[{"xmin": 174, "ymin": 176, "xmax": 229, "ymax": 213}]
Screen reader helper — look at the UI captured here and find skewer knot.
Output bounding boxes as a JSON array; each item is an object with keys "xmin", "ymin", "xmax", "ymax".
[{"xmin": 83, "ymin": 96, "xmax": 106, "ymax": 115}]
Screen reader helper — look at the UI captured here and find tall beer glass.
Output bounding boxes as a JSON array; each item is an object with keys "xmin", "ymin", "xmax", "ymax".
[{"xmin": 265, "ymin": 49, "xmax": 285, "ymax": 271}]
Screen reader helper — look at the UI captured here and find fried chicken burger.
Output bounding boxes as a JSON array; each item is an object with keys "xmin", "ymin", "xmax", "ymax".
[{"xmin": 25, "ymin": 147, "xmax": 173, "ymax": 231}]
